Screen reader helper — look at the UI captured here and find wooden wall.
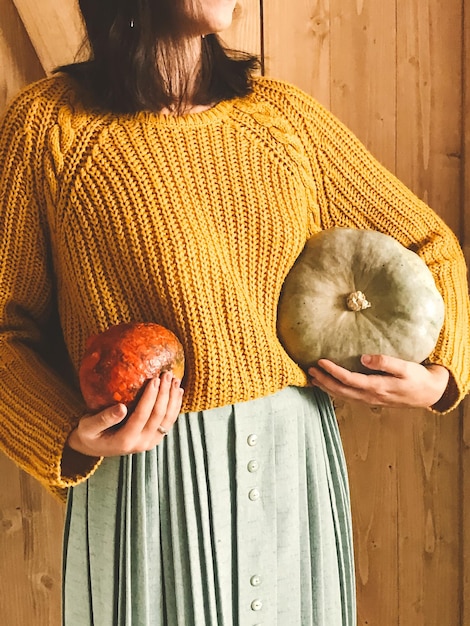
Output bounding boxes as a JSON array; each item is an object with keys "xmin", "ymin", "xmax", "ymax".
[{"xmin": 0, "ymin": 1, "xmax": 468, "ymax": 624}]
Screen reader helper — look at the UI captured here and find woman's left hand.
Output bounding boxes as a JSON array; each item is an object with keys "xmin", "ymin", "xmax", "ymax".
[{"xmin": 308, "ymin": 354, "xmax": 449, "ymax": 409}]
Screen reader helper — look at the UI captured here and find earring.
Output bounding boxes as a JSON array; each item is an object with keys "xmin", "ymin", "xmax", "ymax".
[{"xmin": 130, "ymin": 18, "xmax": 135, "ymax": 28}]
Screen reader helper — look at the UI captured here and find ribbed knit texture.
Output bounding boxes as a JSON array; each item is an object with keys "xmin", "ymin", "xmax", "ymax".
[{"xmin": 0, "ymin": 74, "xmax": 469, "ymax": 497}]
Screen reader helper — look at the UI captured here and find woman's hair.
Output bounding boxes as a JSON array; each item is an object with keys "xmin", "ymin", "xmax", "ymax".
[{"xmin": 56, "ymin": 0, "xmax": 260, "ymax": 114}]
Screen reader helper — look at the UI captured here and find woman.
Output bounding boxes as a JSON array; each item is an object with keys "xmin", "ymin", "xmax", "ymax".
[{"xmin": 0, "ymin": 1, "xmax": 468, "ymax": 624}]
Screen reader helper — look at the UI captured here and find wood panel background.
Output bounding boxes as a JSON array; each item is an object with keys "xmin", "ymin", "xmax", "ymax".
[{"xmin": 0, "ymin": 1, "xmax": 468, "ymax": 624}]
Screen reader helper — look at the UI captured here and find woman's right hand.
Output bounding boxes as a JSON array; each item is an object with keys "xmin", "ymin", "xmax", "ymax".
[{"xmin": 65, "ymin": 371, "xmax": 184, "ymax": 458}]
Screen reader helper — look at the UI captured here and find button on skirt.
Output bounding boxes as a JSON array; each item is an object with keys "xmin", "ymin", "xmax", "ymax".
[{"xmin": 63, "ymin": 386, "xmax": 356, "ymax": 625}]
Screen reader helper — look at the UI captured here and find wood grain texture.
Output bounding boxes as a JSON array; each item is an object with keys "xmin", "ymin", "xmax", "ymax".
[
  {"xmin": 0, "ymin": 454, "xmax": 64, "ymax": 626},
  {"xmin": 396, "ymin": 409, "xmax": 461, "ymax": 626},
  {"xmin": 220, "ymin": 0, "xmax": 261, "ymax": 57},
  {"xmin": 329, "ymin": 0, "xmax": 397, "ymax": 172},
  {"xmin": 326, "ymin": 2, "xmax": 399, "ymax": 621},
  {"xmin": 462, "ymin": 2, "xmax": 470, "ymax": 623},
  {"xmin": 394, "ymin": 2, "xmax": 464, "ymax": 623},
  {"xmin": 11, "ymin": 0, "xmax": 85, "ymax": 73},
  {"xmin": 263, "ymin": 0, "xmax": 332, "ymax": 108},
  {"xmin": 0, "ymin": 1, "xmax": 63, "ymax": 624},
  {"xmin": 298, "ymin": 1, "xmax": 464, "ymax": 624},
  {"xmin": 335, "ymin": 401, "xmax": 399, "ymax": 625},
  {"xmin": 463, "ymin": 398, "xmax": 470, "ymax": 626},
  {"xmin": 0, "ymin": 0, "xmax": 44, "ymax": 108},
  {"xmin": 396, "ymin": 0, "xmax": 463, "ymax": 231}
]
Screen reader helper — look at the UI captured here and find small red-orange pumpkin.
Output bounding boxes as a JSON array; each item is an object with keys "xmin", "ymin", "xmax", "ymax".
[{"xmin": 79, "ymin": 322, "xmax": 185, "ymax": 412}]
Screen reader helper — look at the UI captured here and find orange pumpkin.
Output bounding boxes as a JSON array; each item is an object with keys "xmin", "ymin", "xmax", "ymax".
[{"xmin": 79, "ymin": 322, "xmax": 185, "ymax": 411}]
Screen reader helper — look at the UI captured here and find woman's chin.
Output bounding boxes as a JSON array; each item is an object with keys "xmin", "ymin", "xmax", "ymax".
[{"xmin": 203, "ymin": 17, "xmax": 234, "ymax": 35}]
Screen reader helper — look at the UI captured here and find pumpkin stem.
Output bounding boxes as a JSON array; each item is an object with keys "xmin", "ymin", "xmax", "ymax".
[{"xmin": 347, "ymin": 291, "xmax": 372, "ymax": 312}]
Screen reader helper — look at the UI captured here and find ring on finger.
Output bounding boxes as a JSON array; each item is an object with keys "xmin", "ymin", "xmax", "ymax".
[{"xmin": 157, "ymin": 425, "xmax": 169, "ymax": 436}]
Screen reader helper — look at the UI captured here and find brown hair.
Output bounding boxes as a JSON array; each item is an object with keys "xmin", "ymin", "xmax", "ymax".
[{"xmin": 56, "ymin": 0, "xmax": 259, "ymax": 114}]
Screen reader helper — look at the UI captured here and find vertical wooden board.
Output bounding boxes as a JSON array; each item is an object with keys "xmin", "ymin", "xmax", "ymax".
[
  {"xmin": 329, "ymin": 0, "xmax": 397, "ymax": 172},
  {"xmin": 0, "ymin": 454, "xmax": 64, "ymax": 626},
  {"xmin": 0, "ymin": 0, "xmax": 44, "ymax": 109},
  {"xmin": 335, "ymin": 402, "xmax": 399, "ymax": 626},
  {"xmin": 462, "ymin": 1, "xmax": 470, "ymax": 623},
  {"xmin": 18, "ymin": 471, "xmax": 65, "ymax": 626},
  {"xmin": 395, "ymin": 414, "xmax": 429, "ymax": 625},
  {"xmin": 396, "ymin": 0, "xmax": 462, "ymax": 231},
  {"xmin": 0, "ymin": 453, "xmax": 31, "ymax": 624},
  {"xmin": 396, "ymin": 410, "xmax": 461, "ymax": 626},
  {"xmin": 263, "ymin": 0, "xmax": 331, "ymax": 108},
  {"xmin": 12, "ymin": 0, "xmax": 85, "ymax": 74},
  {"xmin": 465, "ymin": 0, "xmax": 470, "ymax": 267},
  {"xmin": 326, "ymin": 1, "xmax": 400, "ymax": 623},
  {"xmin": 1, "ymin": 2, "xmax": 63, "ymax": 625},
  {"xmin": 396, "ymin": 1, "xmax": 463, "ymax": 623},
  {"xmin": 220, "ymin": 0, "xmax": 261, "ymax": 56},
  {"xmin": 395, "ymin": 0, "xmax": 464, "ymax": 617},
  {"xmin": 463, "ymin": 400, "xmax": 470, "ymax": 626},
  {"xmin": 466, "ymin": 0, "xmax": 470, "ymax": 252}
]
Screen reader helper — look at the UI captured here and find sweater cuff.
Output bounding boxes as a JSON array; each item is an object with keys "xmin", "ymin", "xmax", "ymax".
[
  {"xmin": 60, "ymin": 445, "xmax": 103, "ymax": 487},
  {"xmin": 430, "ymin": 371, "xmax": 461, "ymax": 414}
]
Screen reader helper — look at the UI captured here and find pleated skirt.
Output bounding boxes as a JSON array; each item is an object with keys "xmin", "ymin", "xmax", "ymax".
[{"xmin": 62, "ymin": 386, "xmax": 356, "ymax": 626}]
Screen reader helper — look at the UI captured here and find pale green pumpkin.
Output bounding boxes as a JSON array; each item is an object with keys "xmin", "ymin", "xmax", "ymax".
[{"xmin": 277, "ymin": 228, "xmax": 445, "ymax": 373}]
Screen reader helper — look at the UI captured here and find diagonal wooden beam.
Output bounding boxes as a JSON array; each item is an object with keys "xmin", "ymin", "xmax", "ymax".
[
  {"xmin": 0, "ymin": 0, "xmax": 44, "ymax": 110},
  {"xmin": 12, "ymin": 0, "xmax": 86, "ymax": 74}
]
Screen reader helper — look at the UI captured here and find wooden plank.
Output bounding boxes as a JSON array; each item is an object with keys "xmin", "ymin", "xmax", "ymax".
[
  {"xmin": 0, "ymin": 454, "xmax": 64, "ymax": 626},
  {"xmin": 396, "ymin": 0, "xmax": 463, "ymax": 232},
  {"xmin": 12, "ymin": 0, "xmax": 85, "ymax": 74},
  {"xmin": 329, "ymin": 0, "xmax": 397, "ymax": 172},
  {"xmin": 395, "ymin": 1, "xmax": 463, "ymax": 624},
  {"xmin": 263, "ymin": 0, "xmax": 331, "ymax": 108},
  {"xmin": 396, "ymin": 410, "xmax": 461, "ymax": 626},
  {"xmin": 335, "ymin": 402, "xmax": 399, "ymax": 626},
  {"xmin": 462, "ymin": 0, "xmax": 470, "ymax": 622},
  {"xmin": 0, "ymin": 453, "xmax": 31, "ymax": 625},
  {"xmin": 463, "ymin": 399, "xmax": 470, "ymax": 626},
  {"xmin": 463, "ymin": 0, "xmax": 470, "ymax": 258},
  {"xmin": 0, "ymin": 0, "xmax": 44, "ymax": 110},
  {"xmin": 221, "ymin": 0, "xmax": 261, "ymax": 57},
  {"xmin": 0, "ymin": 1, "xmax": 62, "ymax": 624},
  {"xmin": 327, "ymin": 1, "xmax": 400, "ymax": 623},
  {"xmin": 18, "ymin": 471, "xmax": 64, "ymax": 626}
]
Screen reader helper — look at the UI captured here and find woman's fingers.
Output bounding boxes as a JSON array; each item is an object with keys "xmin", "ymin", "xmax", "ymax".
[
  {"xmin": 145, "ymin": 373, "xmax": 184, "ymax": 434},
  {"xmin": 116, "ymin": 372, "xmax": 183, "ymax": 450},
  {"xmin": 124, "ymin": 376, "xmax": 162, "ymax": 435},
  {"xmin": 66, "ymin": 403, "xmax": 128, "ymax": 455},
  {"xmin": 84, "ymin": 403, "xmax": 129, "ymax": 435},
  {"xmin": 360, "ymin": 354, "xmax": 410, "ymax": 377},
  {"xmin": 67, "ymin": 372, "xmax": 184, "ymax": 457},
  {"xmin": 308, "ymin": 356, "xmax": 449, "ymax": 409}
]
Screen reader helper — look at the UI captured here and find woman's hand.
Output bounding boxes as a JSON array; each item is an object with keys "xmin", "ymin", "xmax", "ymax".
[
  {"xmin": 308, "ymin": 354, "xmax": 449, "ymax": 409},
  {"xmin": 66, "ymin": 371, "xmax": 184, "ymax": 458}
]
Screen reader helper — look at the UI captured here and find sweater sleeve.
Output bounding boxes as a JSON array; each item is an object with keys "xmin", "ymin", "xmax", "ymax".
[
  {"xmin": 278, "ymin": 82, "xmax": 470, "ymax": 413},
  {"xmin": 0, "ymin": 82, "xmax": 102, "ymax": 498}
]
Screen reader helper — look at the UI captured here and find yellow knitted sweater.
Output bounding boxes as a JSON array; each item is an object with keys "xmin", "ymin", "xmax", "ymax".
[{"xmin": 0, "ymin": 75, "xmax": 469, "ymax": 498}]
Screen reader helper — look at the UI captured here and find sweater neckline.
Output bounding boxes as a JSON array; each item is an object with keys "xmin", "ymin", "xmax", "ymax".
[{"xmin": 133, "ymin": 97, "xmax": 239, "ymax": 128}]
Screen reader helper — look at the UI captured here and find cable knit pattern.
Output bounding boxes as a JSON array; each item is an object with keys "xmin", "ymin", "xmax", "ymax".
[{"xmin": 0, "ymin": 75, "xmax": 469, "ymax": 497}]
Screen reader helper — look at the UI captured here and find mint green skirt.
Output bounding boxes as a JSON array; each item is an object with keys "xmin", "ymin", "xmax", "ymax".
[{"xmin": 62, "ymin": 386, "xmax": 356, "ymax": 625}]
